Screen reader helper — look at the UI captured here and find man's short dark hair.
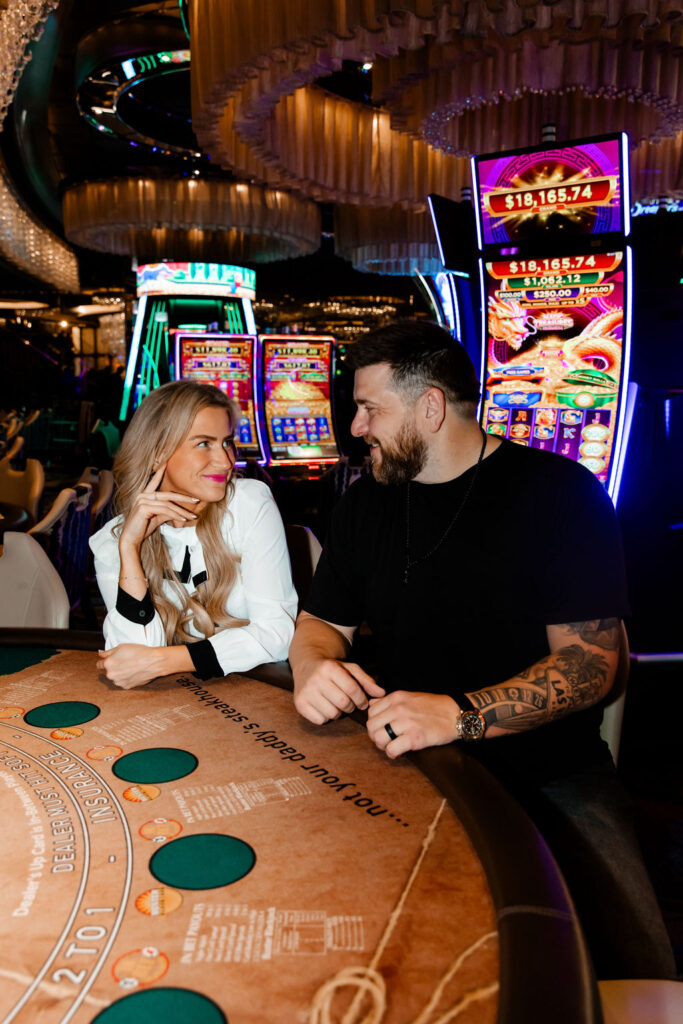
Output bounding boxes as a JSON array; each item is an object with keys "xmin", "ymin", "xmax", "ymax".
[{"xmin": 344, "ymin": 320, "xmax": 481, "ymax": 410}]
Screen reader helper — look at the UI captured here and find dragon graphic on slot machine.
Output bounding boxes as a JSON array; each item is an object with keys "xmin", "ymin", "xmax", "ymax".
[{"xmin": 496, "ymin": 307, "xmax": 623, "ymax": 402}]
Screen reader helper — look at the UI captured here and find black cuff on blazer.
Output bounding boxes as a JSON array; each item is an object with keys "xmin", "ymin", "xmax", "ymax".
[
  {"xmin": 188, "ymin": 638, "xmax": 223, "ymax": 680},
  {"xmin": 116, "ymin": 586, "xmax": 155, "ymax": 625}
]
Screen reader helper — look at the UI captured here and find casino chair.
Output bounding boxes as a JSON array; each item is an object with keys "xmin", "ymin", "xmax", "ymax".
[
  {"xmin": 0, "ymin": 531, "xmax": 70, "ymax": 628},
  {"xmin": 91, "ymin": 469, "xmax": 114, "ymax": 531},
  {"xmin": 77, "ymin": 466, "xmax": 115, "ymax": 583},
  {"xmin": 76, "ymin": 466, "xmax": 115, "ymax": 530},
  {"xmin": 284, "ymin": 524, "xmax": 322, "ymax": 612},
  {"xmin": 0, "ymin": 450, "xmax": 45, "ymax": 526},
  {"xmin": 23, "ymin": 409, "xmax": 41, "ymax": 430},
  {"xmin": 29, "ymin": 484, "xmax": 94, "ymax": 610},
  {"xmin": 1, "ymin": 432, "xmax": 24, "ymax": 466},
  {"xmin": 88, "ymin": 418, "xmax": 121, "ymax": 470},
  {"xmin": 2, "ymin": 413, "xmax": 22, "ymax": 443},
  {"xmin": 599, "ymin": 980, "xmax": 683, "ymax": 1023},
  {"xmin": 599, "ymin": 621, "xmax": 631, "ymax": 764}
]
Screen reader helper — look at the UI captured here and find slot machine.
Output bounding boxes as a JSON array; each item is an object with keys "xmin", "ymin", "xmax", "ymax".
[
  {"xmin": 471, "ymin": 134, "xmax": 636, "ymax": 504},
  {"xmin": 174, "ymin": 332, "xmax": 265, "ymax": 464},
  {"xmin": 426, "ymin": 192, "xmax": 481, "ymax": 369},
  {"xmin": 259, "ymin": 335, "xmax": 341, "ymax": 471},
  {"xmin": 120, "ymin": 262, "xmax": 257, "ymax": 421}
]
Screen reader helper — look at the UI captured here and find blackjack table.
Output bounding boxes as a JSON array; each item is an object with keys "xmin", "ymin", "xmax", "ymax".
[{"xmin": 0, "ymin": 630, "xmax": 601, "ymax": 1024}]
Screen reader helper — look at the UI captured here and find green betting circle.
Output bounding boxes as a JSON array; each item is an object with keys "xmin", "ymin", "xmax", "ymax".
[
  {"xmin": 90, "ymin": 986, "xmax": 227, "ymax": 1024},
  {"xmin": 150, "ymin": 833, "xmax": 256, "ymax": 890},
  {"xmin": 24, "ymin": 701, "xmax": 100, "ymax": 728},
  {"xmin": 112, "ymin": 747, "xmax": 198, "ymax": 784}
]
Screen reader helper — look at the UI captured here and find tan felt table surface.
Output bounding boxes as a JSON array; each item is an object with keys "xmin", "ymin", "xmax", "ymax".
[{"xmin": 0, "ymin": 650, "xmax": 498, "ymax": 1024}]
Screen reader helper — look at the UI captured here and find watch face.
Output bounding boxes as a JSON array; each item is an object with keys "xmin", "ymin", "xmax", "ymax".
[{"xmin": 461, "ymin": 710, "xmax": 485, "ymax": 741}]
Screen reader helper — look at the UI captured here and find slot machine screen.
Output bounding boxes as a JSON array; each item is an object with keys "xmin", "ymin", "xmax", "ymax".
[
  {"xmin": 481, "ymin": 252, "xmax": 626, "ymax": 486},
  {"xmin": 262, "ymin": 336, "xmax": 340, "ymax": 463},
  {"xmin": 474, "ymin": 134, "xmax": 627, "ymax": 247},
  {"xmin": 176, "ymin": 333, "xmax": 262, "ymax": 460}
]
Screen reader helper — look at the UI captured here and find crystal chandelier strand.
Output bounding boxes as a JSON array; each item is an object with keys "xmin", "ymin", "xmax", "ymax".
[
  {"xmin": 0, "ymin": 152, "xmax": 80, "ymax": 290},
  {"xmin": 0, "ymin": 0, "xmax": 60, "ymax": 129},
  {"xmin": 0, "ymin": 1, "xmax": 80, "ymax": 291}
]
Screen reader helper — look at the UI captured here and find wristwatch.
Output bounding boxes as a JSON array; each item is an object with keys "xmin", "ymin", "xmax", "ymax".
[
  {"xmin": 458, "ymin": 709, "xmax": 486, "ymax": 741},
  {"xmin": 456, "ymin": 695, "xmax": 486, "ymax": 741}
]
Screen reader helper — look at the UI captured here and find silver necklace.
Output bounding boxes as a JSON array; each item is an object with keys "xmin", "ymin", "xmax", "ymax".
[{"xmin": 404, "ymin": 429, "xmax": 488, "ymax": 585}]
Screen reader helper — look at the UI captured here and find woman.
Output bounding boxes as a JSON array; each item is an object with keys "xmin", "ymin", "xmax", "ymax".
[{"xmin": 90, "ymin": 380, "xmax": 297, "ymax": 688}]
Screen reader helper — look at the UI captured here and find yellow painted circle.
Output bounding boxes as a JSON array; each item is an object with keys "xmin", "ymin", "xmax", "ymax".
[
  {"xmin": 51, "ymin": 727, "xmax": 84, "ymax": 740},
  {"xmin": 0, "ymin": 707, "xmax": 25, "ymax": 719},
  {"xmin": 111, "ymin": 948, "xmax": 169, "ymax": 988},
  {"xmin": 135, "ymin": 887, "xmax": 183, "ymax": 917},
  {"xmin": 123, "ymin": 784, "xmax": 160, "ymax": 803},
  {"xmin": 139, "ymin": 818, "xmax": 183, "ymax": 842},
  {"xmin": 88, "ymin": 745, "xmax": 123, "ymax": 761}
]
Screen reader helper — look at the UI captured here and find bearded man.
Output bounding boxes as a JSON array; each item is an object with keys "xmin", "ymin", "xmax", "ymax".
[{"xmin": 288, "ymin": 319, "xmax": 674, "ymax": 981}]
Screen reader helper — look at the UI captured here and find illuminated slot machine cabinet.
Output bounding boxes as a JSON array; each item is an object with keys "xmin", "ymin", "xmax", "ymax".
[
  {"xmin": 419, "ymin": 192, "xmax": 481, "ymax": 372},
  {"xmin": 120, "ymin": 262, "xmax": 257, "ymax": 421},
  {"xmin": 471, "ymin": 133, "xmax": 636, "ymax": 503},
  {"xmin": 415, "ymin": 271, "xmax": 462, "ymax": 337},
  {"xmin": 174, "ymin": 332, "xmax": 265, "ymax": 464},
  {"xmin": 259, "ymin": 335, "xmax": 341, "ymax": 473}
]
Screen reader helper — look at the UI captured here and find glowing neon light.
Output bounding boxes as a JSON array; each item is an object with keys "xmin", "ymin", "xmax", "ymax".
[
  {"xmin": 415, "ymin": 270, "xmax": 444, "ymax": 326},
  {"xmin": 243, "ymin": 298, "xmax": 257, "ymax": 337},
  {"xmin": 136, "ymin": 262, "xmax": 256, "ymax": 300},
  {"xmin": 427, "ymin": 196, "xmax": 447, "ymax": 267},
  {"xmin": 621, "ymin": 133, "xmax": 631, "ymax": 238},
  {"xmin": 608, "ymin": 245, "xmax": 634, "ymax": 506},
  {"xmin": 120, "ymin": 294, "xmax": 147, "ymax": 418},
  {"xmin": 471, "ymin": 157, "xmax": 484, "ymax": 252}
]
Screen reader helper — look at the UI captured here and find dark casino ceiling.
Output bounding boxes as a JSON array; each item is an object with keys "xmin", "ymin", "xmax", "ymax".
[{"xmin": 0, "ymin": 0, "xmax": 682, "ymax": 292}]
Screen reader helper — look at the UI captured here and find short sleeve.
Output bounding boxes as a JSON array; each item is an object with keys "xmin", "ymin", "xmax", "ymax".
[
  {"xmin": 535, "ymin": 461, "xmax": 629, "ymax": 625},
  {"xmin": 303, "ymin": 484, "xmax": 367, "ymax": 626}
]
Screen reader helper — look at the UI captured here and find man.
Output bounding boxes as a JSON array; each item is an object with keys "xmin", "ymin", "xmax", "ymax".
[{"xmin": 289, "ymin": 320, "xmax": 675, "ymax": 980}]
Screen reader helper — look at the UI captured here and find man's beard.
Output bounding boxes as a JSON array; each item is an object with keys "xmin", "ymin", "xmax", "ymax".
[{"xmin": 368, "ymin": 420, "xmax": 427, "ymax": 485}]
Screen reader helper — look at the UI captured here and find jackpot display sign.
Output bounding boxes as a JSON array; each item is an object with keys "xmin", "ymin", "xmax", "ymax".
[
  {"xmin": 474, "ymin": 135, "xmax": 626, "ymax": 246},
  {"xmin": 482, "ymin": 252, "xmax": 626, "ymax": 484},
  {"xmin": 176, "ymin": 333, "xmax": 262, "ymax": 459},
  {"xmin": 137, "ymin": 263, "xmax": 257, "ymax": 300},
  {"xmin": 262, "ymin": 336, "xmax": 339, "ymax": 463}
]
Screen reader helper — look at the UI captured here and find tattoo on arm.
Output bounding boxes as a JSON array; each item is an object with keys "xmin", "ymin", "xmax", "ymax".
[
  {"xmin": 562, "ymin": 618, "xmax": 619, "ymax": 650},
  {"xmin": 467, "ymin": 637, "xmax": 612, "ymax": 735}
]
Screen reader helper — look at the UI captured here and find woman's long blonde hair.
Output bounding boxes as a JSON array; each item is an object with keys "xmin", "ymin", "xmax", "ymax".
[{"xmin": 113, "ymin": 380, "xmax": 247, "ymax": 645}]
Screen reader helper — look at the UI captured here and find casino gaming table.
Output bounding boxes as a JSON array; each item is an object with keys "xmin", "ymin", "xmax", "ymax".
[{"xmin": 0, "ymin": 629, "xmax": 602, "ymax": 1024}]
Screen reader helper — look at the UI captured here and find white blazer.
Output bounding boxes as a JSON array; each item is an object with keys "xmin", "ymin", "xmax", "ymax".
[{"xmin": 90, "ymin": 478, "xmax": 297, "ymax": 675}]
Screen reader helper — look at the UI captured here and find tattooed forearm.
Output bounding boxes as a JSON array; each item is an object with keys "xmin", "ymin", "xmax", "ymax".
[
  {"xmin": 467, "ymin": 641, "xmax": 612, "ymax": 736},
  {"xmin": 562, "ymin": 618, "xmax": 619, "ymax": 650}
]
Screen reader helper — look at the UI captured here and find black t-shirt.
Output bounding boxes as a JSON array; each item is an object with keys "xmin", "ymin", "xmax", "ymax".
[{"xmin": 304, "ymin": 440, "xmax": 629, "ymax": 787}]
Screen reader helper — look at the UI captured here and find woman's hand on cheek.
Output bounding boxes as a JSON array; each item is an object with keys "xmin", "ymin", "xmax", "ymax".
[{"xmin": 119, "ymin": 464, "xmax": 199, "ymax": 550}]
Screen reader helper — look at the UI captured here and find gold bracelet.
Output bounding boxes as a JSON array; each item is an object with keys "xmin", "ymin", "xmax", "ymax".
[{"xmin": 119, "ymin": 575, "xmax": 148, "ymax": 583}]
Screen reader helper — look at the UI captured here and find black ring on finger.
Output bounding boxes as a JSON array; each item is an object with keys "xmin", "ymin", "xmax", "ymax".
[{"xmin": 385, "ymin": 722, "xmax": 398, "ymax": 741}]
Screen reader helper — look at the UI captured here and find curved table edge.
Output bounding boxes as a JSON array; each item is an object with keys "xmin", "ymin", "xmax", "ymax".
[{"xmin": 0, "ymin": 638, "xmax": 603, "ymax": 1023}]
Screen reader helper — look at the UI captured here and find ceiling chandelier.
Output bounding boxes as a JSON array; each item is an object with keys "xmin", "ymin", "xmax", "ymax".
[
  {"xmin": 62, "ymin": 177, "xmax": 322, "ymax": 263},
  {"xmin": 190, "ymin": 0, "xmax": 683, "ymax": 271},
  {"xmin": 0, "ymin": 153, "xmax": 80, "ymax": 291},
  {"xmin": 0, "ymin": 0, "xmax": 60, "ymax": 129},
  {"xmin": 0, "ymin": 0, "xmax": 80, "ymax": 291}
]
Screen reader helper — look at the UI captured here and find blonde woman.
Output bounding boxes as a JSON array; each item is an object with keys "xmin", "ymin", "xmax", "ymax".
[{"xmin": 90, "ymin": 381, "xmax": 297, "ymax": 688}]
